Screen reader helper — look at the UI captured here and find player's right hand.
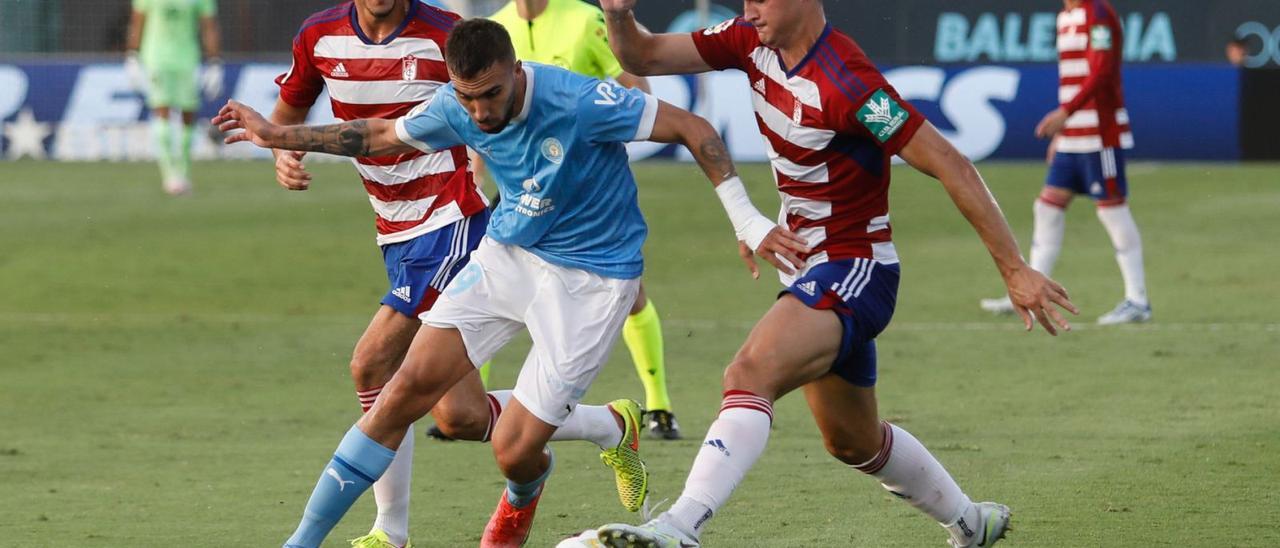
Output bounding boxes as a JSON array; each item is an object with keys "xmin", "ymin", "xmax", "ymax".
[
  {"xmin": 273, "ymin": 150, "xmax": 311, "ymax": 191},
  {"xmin": 738, "ymin": 226, "xmax": 810, "ymax": 279}
]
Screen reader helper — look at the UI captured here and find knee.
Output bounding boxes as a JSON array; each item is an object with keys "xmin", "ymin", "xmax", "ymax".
[
  {"xmin": 822, "ymin": 428, "xmax": 883, "ymax": 467},
  {"xmin": 349, "ymin": 350, "xmax": 394, "ymax": 390},
  {"xmin": 722, "ymin": 349, "xmax": 776, "ymax": 397},
  {"xmin": 432, "ymin": 399, "xmax": 491, "ymax": 441}
]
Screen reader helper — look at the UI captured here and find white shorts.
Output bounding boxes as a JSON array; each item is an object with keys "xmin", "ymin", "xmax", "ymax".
[{"xmin": 422, "ymin": 237, "xmax": 640, "ymax": 427}]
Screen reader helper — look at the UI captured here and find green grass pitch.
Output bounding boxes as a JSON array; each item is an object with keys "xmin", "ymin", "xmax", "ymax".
[{"xmin": 2, "ymin": 160, "xmax": 1278, "ymax": 546}]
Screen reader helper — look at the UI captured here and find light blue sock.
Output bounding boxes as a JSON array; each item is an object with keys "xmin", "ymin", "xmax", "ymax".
[
  {"xmin": 506, "ymin": 448, "xmax": 555, "ymax": 508},
  {"xmin": 283, "ymin": 425, "xmax": 396, "ymax": 548}
]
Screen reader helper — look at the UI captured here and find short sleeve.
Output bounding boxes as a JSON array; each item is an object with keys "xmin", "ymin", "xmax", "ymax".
[
  {"xmin": 274, "ymin": 32, "xmax": 325, "ymax": 109},
  {"xmin": 847, "ymin": 84, "xmax": 924, "ymax": 156},
  {"xmin": 199, "ymin": 0, "xmax": 217, "ymax": 17},
  {"xmin": 579, "ymin": 79, "xmax": 659, "ymax": 144},
  {"xmin": 395, "ymin": 95, "xmax": 464, "ymax": 153},
  {"xmin": 585, "ymin": 11, "xmax": 624, "ymax": 79},
  {"xmin": 689, "ymin": 17, "xmax": 757, "ymax": 71},
  {"xmin": 833, "ymin": 56, "xmax": 926, "ymax": 155}
]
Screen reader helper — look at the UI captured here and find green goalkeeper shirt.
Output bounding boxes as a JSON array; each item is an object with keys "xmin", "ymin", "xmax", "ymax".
[{"xmin": 133, "ymin": 0, "xmax": 216, "ymax": 70}]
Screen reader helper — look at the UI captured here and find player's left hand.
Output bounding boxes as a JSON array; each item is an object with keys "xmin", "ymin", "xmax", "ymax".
[
  {"xmin": 200, "ymin": 60, "xmax": 224, "ymax": 100},
  {"xmin": 213, "ymin": 100, "xmax": 277, "ymax": 149},
  {"xmin": 737, "ymin": 226, "xmax": 810, "ymax": 279},
  {"xmin": 1004, "ymin": 266, "xmax": 1078, "ymax": 336},
  {"xmin": 1035, "ymin": 108, "xmax": 1069, "ymax": 139}
]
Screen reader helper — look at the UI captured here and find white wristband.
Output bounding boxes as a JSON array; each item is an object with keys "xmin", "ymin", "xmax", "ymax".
[{"xmin": 715, "ymin": 176, "xmax": 775, "ymax": 251}]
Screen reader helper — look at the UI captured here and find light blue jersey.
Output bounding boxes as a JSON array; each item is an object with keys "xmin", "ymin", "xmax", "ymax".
[{"xmin": 395, "ymin": 63, "xmax": 657, "ymax": 279}]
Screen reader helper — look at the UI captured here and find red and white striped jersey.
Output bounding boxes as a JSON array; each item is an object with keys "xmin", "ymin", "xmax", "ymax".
[
  {"xmin": 276, "ymin": 1, "xmax": 487, "ymax": 246},
  {"xmin": 691, "ymin": 20, "xmax": 924, "ymax": 284},
  {"xmin": 1056, "ymin": 0, "xmax": 1133, "ymax": 153}
]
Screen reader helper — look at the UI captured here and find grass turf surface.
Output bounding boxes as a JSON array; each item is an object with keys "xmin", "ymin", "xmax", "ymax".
[{"xmin": 1, "ymin": 160, "xmax": 1278, "ymax": 547}]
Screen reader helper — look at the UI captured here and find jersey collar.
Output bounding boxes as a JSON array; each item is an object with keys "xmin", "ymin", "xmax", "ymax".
[
  {"xmin": 781, "ymin": 24, "xmax": 833, "ymax": 78},
  {"xmin": 511, "ymin": 65, "xmax": 536, "ymax": 125},
  {"xmin": 350, "ymin": 0, "xmax": 418, "ymax": 46}
]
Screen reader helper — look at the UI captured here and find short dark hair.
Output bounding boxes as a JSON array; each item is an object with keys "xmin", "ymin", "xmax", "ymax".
[{"xmin": 445, "ymin": 18, "xmax": 516, "ymax": 79}]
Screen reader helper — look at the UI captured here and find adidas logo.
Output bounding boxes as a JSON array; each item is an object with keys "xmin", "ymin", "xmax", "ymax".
[
  {"xmin": 392, "ymin": 286, "xmax": 411, "ymax": 302},
  {"xmin": 704, "ymin": 438, "xmax": 730, "ymax": 457},
  {"xmin": 331, "ymin": 62, "xmax": 349, "ymax": 78},
  {"xmin": 797, "ymin": 281, "xmax": 817, "ymax": 296},
  {"xmin": 753, "ymin": 78, "xmax": 766, "ymax": 95}
]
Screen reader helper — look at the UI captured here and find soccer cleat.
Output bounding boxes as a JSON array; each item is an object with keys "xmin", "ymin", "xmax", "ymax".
[
  {"xmin": 1097, "ymin": 299, "xmax": 1152, "ymax": 325},
  {"xmin": 948, "ymin": 502, "xmax": 1011, "ymax": 548},
  {"xmin": 423, "ymin": 423, "xmax": 455, "ymax": 441},
  {"xmin": 979, "ymin": 296, "xmax": 1015, "ymax": 315},
  {"xmin": 481, "ymin": 488, "xmax": 543, "ymax": 548},
  {"xmin": 600, "ymin": 399, "xmax": 649, "ymax": 512},
  {"xmin": 555, "ymin": 529, "xmax": 608, "ymax": 548},
  {"xmin": 349, "ymin": 529, "xmax": 411, "ymax": 548},
  {"xmin": 645, "ymin": 410, "xmax": 682, "ymax": 440},
  {"xmin": 597, "ymin": 518, "xmax": 700, "ymax": 548},
  {"xmin": 163, "ymin": 177, "xmax": 192, "ymax": 196}
]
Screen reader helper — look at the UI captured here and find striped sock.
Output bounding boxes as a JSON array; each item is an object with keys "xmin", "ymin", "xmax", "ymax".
[
  {"xmin": 666, "ymin": 391, "xmax": 773, "ymax": 538},
  {"xmin": 855, "ymin": 422, "xmax": 977, "ymax": 544},
  {"xmin": 357, "ymin": 385, "xmax": 382, "ymax": 413}
]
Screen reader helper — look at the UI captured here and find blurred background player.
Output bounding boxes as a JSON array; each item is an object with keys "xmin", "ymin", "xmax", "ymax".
[
  {"xmin": 433, "ymin": 0, "xmax": 682, "ymax": 440},
  {"xmin": 124, "ymin": 0, "xmax": 223, "ymax": 195},
  {"xmin": 981, "ymin": 0, "xmax": 1150, "ymax": 325},
  {"xmin": 270, "ymin": 2, "xmax": 647, "ymax": 545}
]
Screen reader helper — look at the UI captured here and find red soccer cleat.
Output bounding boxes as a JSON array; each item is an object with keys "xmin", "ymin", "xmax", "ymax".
[{"xmin": 480, "ymin": 488, "xmax": 543, "ymax": 548}]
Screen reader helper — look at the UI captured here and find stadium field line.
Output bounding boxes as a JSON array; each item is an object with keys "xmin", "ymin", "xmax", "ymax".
[{"xmin": 1, "ymin": 312, "xmax": 1276, "ymax": 333}]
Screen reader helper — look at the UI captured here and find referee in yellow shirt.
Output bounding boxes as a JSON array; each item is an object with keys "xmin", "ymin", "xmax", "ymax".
[{"xmin": 493, "ymin": 0, "xmax": 679, "ymax": 440}]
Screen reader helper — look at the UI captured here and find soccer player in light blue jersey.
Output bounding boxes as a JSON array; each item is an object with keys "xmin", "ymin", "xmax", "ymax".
[{"xmin": 213, "ymin": 18, "xmax": 808, "ymax": 548}]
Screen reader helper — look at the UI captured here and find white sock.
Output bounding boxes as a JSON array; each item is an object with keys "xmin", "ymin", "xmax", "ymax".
[
  {"xmin": 666, "ymin": 391, "xmax": 774, "ymax": 538},
  {"xmin": 487, "ymin": 390, "xmax": 622, "ymax": 449},
  {"xmin": 371, "ymin": 423, "xmax": 413, "ymax": 546},
  {"xmin": 1096, "ymin": 204, "xmax": 1148, "ymax": 306},
  {"xmin": 1030, "ymin": 199, "xmax": 1066, "ymax": 277},
  {"xmin": 856, "ymin": 422, "xmax": 978, "ymax": 546}
]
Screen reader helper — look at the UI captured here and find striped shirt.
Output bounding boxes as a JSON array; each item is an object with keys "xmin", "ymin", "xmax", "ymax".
[
  {"xmin": 276, "ymin": 1, "xmax": 487, "ymax": 246},
  {"xmin": 1056, "ymin": 0, "xmax": 1134, "ymax": 153},
  {"xmin": 691, "ymin": 19, "xmax": 925, "ymax": 286}
]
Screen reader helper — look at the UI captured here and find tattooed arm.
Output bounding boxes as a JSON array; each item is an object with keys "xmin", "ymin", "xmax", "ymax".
[
  {"xmin": 645, "ymin": 100, "xmax": 736, "ymax": 184},
  {"xmin": 213, "ymin": 100, "xmax": 418, "ymax": 157},
  {"xmin": 646, "ymin": 100, "xmax": 809, "ymax": 277}
]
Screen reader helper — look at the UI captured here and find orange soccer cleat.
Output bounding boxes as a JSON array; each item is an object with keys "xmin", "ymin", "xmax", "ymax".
[{"xmin": 480, "ymin": 488, "xmax": 544, "ymax": 548}]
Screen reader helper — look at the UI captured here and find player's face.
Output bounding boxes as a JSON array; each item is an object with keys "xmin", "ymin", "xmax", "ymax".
[
  {"xmin": 453, "ymin": 60, "xmax": 522, "ymax": 134},
  {"xmin": 742, "ymin": 0, "xmax": 808, "ymax": 47},
  {"xmin": 356, "ymin": 0, "xmax": 401, "ymax": 19}
]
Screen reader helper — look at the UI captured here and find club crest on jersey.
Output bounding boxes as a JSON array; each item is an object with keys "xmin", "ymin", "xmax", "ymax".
[
  {"xmin": 858, "ymin": 90, "xmax": 910, "ymax": 143},
  {"xmin": 540, "ymin": 138, "xmax": 564, "ymax": 164},
  {"xmin": 1090, "ymin": 25, "xmax": 1112, "ymax": 50},
  {"xmin": 402, "ymin": 55, "xmax": 417, "ymax": 80}
]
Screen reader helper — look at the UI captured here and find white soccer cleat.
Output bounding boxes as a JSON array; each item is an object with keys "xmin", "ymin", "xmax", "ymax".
[
  {"xmin": 597, "ymin": 518, "xmax": 699, "ymax": 548},
  {"xmin": 556, "ymin": 529, "xmax": 608, "ymax": 547},
  {"xmin": 948, "ymin": 502, "xmax": 1011, "ymax": 548},
  {"xmin": 979, "ymin": 296, "xmax": 1015, "ymax": 315},
  {"xmin": 163, "ymin": 177, "xmax": 192, "ymax": 196},
  {"xmin": 1096, "ymin": 299, "xmax": 1152, "ymax": 325}
]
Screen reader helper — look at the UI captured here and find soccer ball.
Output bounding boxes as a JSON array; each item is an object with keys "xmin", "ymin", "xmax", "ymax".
[{"xmin": 555, "ymin": 529, "xmax": 605, "ymax": 547}]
